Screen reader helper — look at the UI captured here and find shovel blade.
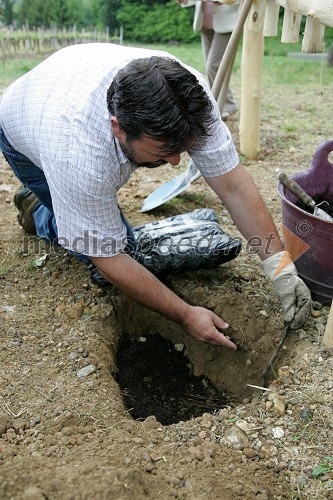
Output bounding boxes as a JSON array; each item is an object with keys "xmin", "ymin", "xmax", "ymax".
[
  {"xmin": 140, "ymin": 161, "xmax": 201, "ymax": 212},
  {"xmin": 314, "ymin": 207, "xmax": 333, "ymax": 222}
]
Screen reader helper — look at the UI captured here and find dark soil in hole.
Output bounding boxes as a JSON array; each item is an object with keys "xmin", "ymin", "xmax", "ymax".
[{"xmin": 115, "ymin": 334, "xmax": 232, "ymax": 426}]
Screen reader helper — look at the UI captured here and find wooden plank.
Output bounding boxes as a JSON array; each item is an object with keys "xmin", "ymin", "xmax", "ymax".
[
  {"xmin": 302, "ymin": 16, "xmax": 325, "ymax": 52},
  {"xmin": 264, "ymin": 0, "xmax": 280, "ymax": 36},
  {"xmin": 239, "ymin": 0, "xmax": 266, "ymax": 160},
  {"xmin": 277, "ymin": 0, "xmax": 333, "ymax": 28},
  {"xmin": 281, "ymin": 8, "xmax": 302, "ymax": 43},
  {"xmin": 323, "ymin": 302, "xmax": 333, "ymax": 348}
]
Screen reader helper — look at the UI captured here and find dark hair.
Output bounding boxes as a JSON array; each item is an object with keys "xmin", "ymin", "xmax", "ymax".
[{"xmin": 106, "ymin": 56, "xmax": 214, "ymax": 155}]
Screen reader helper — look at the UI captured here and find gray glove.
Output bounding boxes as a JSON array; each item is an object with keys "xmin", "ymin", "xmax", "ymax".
[{"xmin": 261, "ymin": 251, "xmax": 311, "ymax": 330}]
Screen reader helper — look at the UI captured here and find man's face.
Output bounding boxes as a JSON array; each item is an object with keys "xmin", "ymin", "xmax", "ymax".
[{"xmin": 119, "ymin": 135, "xmax": 182, "ymax": 169}]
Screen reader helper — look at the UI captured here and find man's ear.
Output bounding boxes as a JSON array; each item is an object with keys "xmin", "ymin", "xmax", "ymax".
[{"xmin": 110, "ymin": 116, "xmax": 126, "ymax": 142}]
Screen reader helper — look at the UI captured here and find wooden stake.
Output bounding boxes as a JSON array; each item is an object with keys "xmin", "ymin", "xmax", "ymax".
[
  {"xmin": 281, "ymin": 8, "xmax": 302, "ymax": 43},
  {"xmin": 239, "ymin": 0, "xmax": 266, "ymax": 160},
  {"xmin": 302, "ymin": 17, "xmax": 325, "ymax": 53},
  {"xmin": 323, "ymin": 302, "xmax": 333, "ymax": 348},
  {"xmin": 264, "ymin": 0, "xmax": 280, "ymax": 36}
]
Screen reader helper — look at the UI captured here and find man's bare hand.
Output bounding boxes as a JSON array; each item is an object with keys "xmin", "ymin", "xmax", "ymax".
[{"xmin": 181, "ymin": 305, "xmax": 237, "ymax": 349}]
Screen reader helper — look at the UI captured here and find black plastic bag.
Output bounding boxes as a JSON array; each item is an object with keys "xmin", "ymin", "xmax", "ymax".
[{"xmin": 133, "ymin": 208, "xmax": 242, "ymax": 277}]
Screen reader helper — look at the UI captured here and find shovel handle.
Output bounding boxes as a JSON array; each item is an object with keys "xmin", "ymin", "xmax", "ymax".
[{"xmin": 278, "ymin": 172, "xmax": 314, "ymax": 207}]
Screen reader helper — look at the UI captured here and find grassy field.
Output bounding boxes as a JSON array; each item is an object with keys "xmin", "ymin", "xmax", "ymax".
[{"xmin": 1, "ymin": 38, "xmax": 332, "ymax": 93}]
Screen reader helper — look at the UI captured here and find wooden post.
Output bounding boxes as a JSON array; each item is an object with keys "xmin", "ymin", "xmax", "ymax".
[
  {"xmin": 264, "ymin": 0, "xmax": 280, "ymax": 36},
  {"xmin": 212, "ymin": 0, "xmax": 253, "ymax": 102},
  {"xmin": 239, "ymin": 0, "xmax": 267, "ymax": 160},
  {"xmin": 323, "ymin": 302, "xmax": 333, "ymax": 348},
  {"xmin": 281, "ymin": 9, "xmax": 302, "ymax": 43},
  {"xmin": 302, "ymin": 17, "xmax": 325, "ymax": 52}
]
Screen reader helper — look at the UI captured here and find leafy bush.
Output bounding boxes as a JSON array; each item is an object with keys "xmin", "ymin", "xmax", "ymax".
[{"xmin": 116, "ymin": 1, "xmax": 198, "ymax": 43}]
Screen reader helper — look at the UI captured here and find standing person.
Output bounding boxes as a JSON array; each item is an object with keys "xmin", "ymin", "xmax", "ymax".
[
  {"xmin": 0, "ymin": 44, "xmax": 311, "ymax": 349},
  {"xmin": 177, "ymin": 0, "xmax": 239, "ymax": 118}
]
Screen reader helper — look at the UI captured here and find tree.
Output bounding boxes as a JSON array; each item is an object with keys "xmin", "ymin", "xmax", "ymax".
[
  {"xmin": 18, "ymin": 0, "xmax": 90, "ymax": 28},
  {"xmin": 99, "ymin": 0, "xmax": 122, "ymax": 33},
  {"xmin": 0, "ymin": 0, "xmax": 15, "ymax": 25},
  {"xmin": 116, "ymin": 0, "xmax": 196, "ymax": 43}
]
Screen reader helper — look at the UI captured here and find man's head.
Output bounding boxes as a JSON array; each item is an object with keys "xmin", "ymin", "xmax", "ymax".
[{"xmin": 107, "ymin": 56, "xmax": 214, "ymax": 167}]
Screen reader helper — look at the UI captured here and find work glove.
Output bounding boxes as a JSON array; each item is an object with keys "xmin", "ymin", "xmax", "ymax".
[{"xmin": 261, "ymin": 251, "xmax": 311, "ymax": 330}]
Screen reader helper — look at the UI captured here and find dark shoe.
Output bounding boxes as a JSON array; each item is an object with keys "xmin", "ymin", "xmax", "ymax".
[
  {"xmin": 14, "ymin": 187, "xmax": 39, "ymax": 234},
  {"xmin": 87, "ymin": 264, "xmax": 113, "ymax": 288}
]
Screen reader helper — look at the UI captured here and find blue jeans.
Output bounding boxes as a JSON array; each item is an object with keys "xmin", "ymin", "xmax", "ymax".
[{"xmin": 0, "ymin": 126, "xmax": 136, "ymax": 263}]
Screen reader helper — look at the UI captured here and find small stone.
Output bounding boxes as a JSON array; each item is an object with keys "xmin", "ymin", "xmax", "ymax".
[
  {"xmin": 76, "ymin": 364, "xmax": 96, "ymax": 378},
  {"xmin": 139, "ymin": 337, "xmax": 147, "ymax": 342},
  {"xmin": 174, "ymin": 343, "xmax": 184, "ymax": 352},
  {"xmin": 272, "ymin": 427, "xmax": 284, "ymax": 439},
  {"xmin": 243, "ymin": 447, "xmax": 257, "ymax": 459},
  {"xmin": 132, "ymin": 437, "xmax": 145, "ymax": 445},
  {"xmin": 80, "ymin": 313, "xmax": 91, "ymax": 321},
  {"xmin": 142, "ymin": 415, "xmax": 159, "ymax": 430},
  {"xmin": 201, "ymin": 419, "xmax": 213, "ymax": 429},
  {"xmin": 68, "ymin": 352, "xmax": 78, "ymax": 361},
  {"xmin": 55, "ymin": 304, "xmax": 66, "ymax": 315},
  {"xmin": 223, "ymin": 424, "xmax": 249, "ymax": 450},
  {"xmin": 314, "ymin": 316, "xmax": 327, "ymax": 325},
  {"xmin": 315, "ymin": 324, "xmax": 325, "ymax": 334},
  {"xmin": 67, "ymin": 303, "xmax": 84, "ymax": 320},
  {"xmin": 169, "ymin": 476, "xmax": 180, "ymax": 486},
  {"xmin": 259, "ymin": 310, "xmax": 268, "ymax": 317},
  {"xmin": 300, "ymin": 408, "xmax": 314, "ymax": 420},
  {"xmin": 274, "ymin": 399, "xmax": 285, "ymax": 416},
  {"xmin": 21, "ymin": 486, "xmax": 45, "ymax": 500},
  {"xmin": 31, "ymin": 417, "xmax": 41, "ymax": 426},
  {"xmin": 311, "ymin": 309, "xmax": 321, "ymax": 318},
  {"xmin": 0, "ymin": 414, "xmax": 12, "ymax": 436},
  {"xmin": 235, "ymin": 419, "xmax": 259, "ymax": 437}
]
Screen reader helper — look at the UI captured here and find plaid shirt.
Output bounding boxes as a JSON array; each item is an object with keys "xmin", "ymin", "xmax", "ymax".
[{"xmin": 0, "ymin": 43, "xmax": 239, "ymax": 257}]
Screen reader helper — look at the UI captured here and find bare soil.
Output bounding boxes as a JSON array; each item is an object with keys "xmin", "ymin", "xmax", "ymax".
[{"xmin": 1, "ymin": 65, "xmax": 333, "ymax": 499}]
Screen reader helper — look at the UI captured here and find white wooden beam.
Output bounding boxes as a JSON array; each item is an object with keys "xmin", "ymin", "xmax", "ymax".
[
  {"xmin": 264, "ymin": 0, "xmax": 280, "ymax": 36},
  {"xmin": 302, "ymin": 16, "xmax": 325, "ymax": 52},
  {"xmin": 281, "ymin": 8, "xmax": 302, "ymax": 43},
  {"xmin": 277, "ymin": 0, "xmax": 333, "ymax": 28}
]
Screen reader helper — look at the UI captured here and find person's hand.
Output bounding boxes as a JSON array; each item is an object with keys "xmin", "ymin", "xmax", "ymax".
[
  {"xmin": 181, "ymin": 305, "xmax": 237, "ymax": 349},
  {"xmin": 261, "ymin": 251, "xmax": 311, "ymax": 329}
]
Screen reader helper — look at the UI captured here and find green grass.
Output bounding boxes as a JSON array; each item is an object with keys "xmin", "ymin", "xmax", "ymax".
[
  {"xmin": 1, "ymin": 38, "xmax": 332, "ymax": 94},
  {"xmin": 134, "ymin": 40, "xmax": 333, "ymax": 92},
  {"xmin": 0, "ymin": 57, "xmax": 45, "ymax": 91}
]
